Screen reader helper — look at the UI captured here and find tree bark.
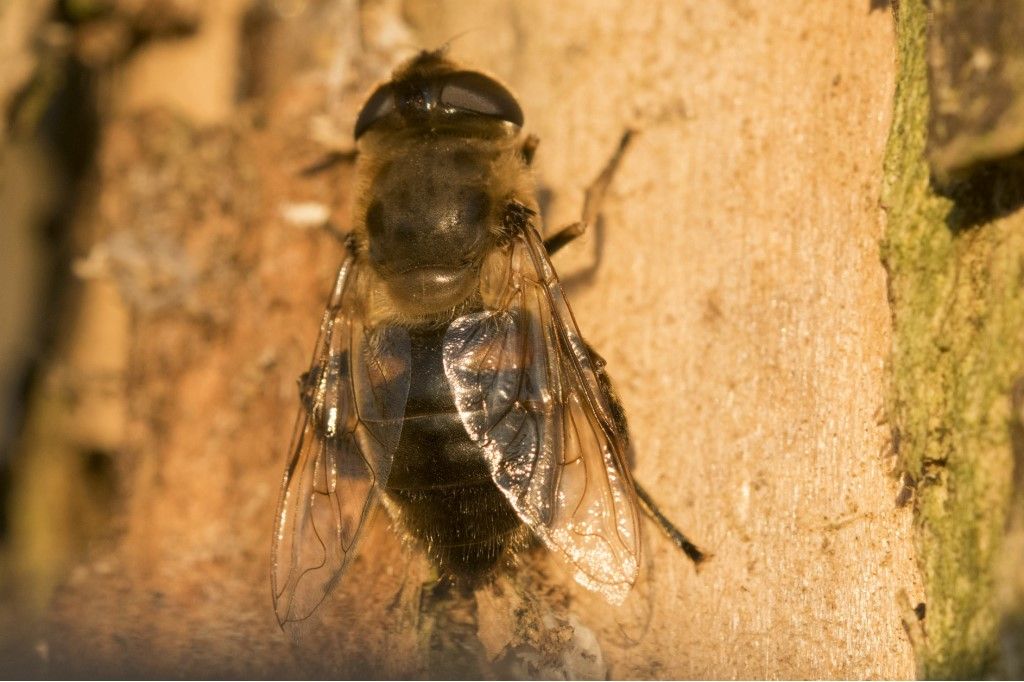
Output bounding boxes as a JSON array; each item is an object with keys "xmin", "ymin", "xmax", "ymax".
[{"xmin": 883, "ymin": 1, "xmax": 1024, "ymax": 677}]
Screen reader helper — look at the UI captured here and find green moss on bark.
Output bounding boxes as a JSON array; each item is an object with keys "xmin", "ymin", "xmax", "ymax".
[{"xmin": 881, "ymin": 1, "xmax": 1024, "ymax": 678}]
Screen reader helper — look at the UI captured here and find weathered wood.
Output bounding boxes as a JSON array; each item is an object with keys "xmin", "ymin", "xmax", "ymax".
[{"xmin": 19, "ymin": 0, "xmax": 941, "ymax": 677}]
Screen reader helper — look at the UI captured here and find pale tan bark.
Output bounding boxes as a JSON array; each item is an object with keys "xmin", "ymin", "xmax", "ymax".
[{"xmin": 19, "ymin": 1, "xmax": 927, "ymax": 677}]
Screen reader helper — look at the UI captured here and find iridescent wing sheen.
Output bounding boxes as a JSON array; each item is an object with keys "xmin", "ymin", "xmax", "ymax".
[
  {"xmin": 443, "ymin": 225, "xmax": 641, "ymax": 604},
  {"xmin": 272, "ymin": 256, "xmax": 411, "ymax": 624}
]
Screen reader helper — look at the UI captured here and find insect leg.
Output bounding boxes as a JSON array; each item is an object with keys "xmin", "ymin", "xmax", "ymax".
[
  {"xmin": 634, "ymin": 482, "xmax": 707, "ymax": 565},
  {"xmin": 586, "ymin": 342, "xmax": 705, "ymax": 564},
  {"xmin": 520, "ymin": 134, "xmax": 539, "ymax": 165},
  {"xmin": 544, "ymin": 130, "xmax": 635, "ymax": 256},
  {"xmin": 298, "ymin": 148, "xmax": 358, "ymax": 176}
]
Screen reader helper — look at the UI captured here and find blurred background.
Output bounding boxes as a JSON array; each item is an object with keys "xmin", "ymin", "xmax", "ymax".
[
  {"xmin": 0, "ymin": 0, "xmax": 387, "ymax": 673},
  {"xmin": 1, "ymin": 0, "xmax": 120, "ymax": 666}
]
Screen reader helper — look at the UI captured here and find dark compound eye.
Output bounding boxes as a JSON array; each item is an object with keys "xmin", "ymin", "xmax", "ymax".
[
  {"xmin": 354, "ymin": 84, "xmax": 396, "ymax": 139},
  {"xmin": 439, "ymin": 71, "xmax": 523, "ymax": 127},
  {"xmin": 354, "ymin": 70, "xmax": 524, "ymax": 139}
]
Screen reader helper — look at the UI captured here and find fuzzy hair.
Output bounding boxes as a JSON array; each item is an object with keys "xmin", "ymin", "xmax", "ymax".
[{"xmin": 349, "ymin": 127, "xmax": 540, "ymax": 328}]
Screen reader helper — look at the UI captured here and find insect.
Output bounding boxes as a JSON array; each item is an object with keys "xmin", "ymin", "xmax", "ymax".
[{"xmin": 272, "ymin": 50, "xmax": 703, "ymax": 625}]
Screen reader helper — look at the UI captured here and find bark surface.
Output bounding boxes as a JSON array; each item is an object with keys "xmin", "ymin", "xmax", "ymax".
[{"xmin": 3, "ymin": 1, "xmax": 961, "ymax": 678}]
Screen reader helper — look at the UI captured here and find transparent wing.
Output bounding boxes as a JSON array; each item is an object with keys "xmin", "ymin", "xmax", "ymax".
[
  {"xmin": 272, "ymin": 256, "xmax": 411, "ymax": 624},
  {"xmin": 443, "ymin": 224, "xmax": 641, "ymax": 604}
]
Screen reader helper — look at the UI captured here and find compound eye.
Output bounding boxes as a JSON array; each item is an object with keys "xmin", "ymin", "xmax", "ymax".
[
  {"xmin": 439, "ymin": 71, "xmax": 523, "ymax": 127},
  {"xmin": 354, "ymin": 84, "xmax": 395, "ymax": 139}
]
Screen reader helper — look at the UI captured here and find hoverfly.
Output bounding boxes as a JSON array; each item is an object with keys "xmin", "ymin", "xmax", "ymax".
[{"xmin": 272, "ymin": 50, "xmax": 703, "ymax": 625}]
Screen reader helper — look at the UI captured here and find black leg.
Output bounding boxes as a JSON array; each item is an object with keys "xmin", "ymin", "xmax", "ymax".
[
  {"xmin": 544, "ymin": 130, "xmax": 635, "ymax": 256},
  {"xmin": 299, "ymin": 149, "xmax": 358, "ymax": 176},
  {"xmin": 634, "ymin": 481, "xmax": 707, "ymax": 565},
  {"xmin": 542, "ymin": 221, "xmax": 586, "ymax": 256}
]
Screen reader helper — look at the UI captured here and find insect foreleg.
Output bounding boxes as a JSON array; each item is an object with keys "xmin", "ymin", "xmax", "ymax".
[
  {"xmin": 544, "ymin": 129, "xmax": 635, "ymax": 256},
  {"xmin": 298, "ymin": 148, "xmax": 358, "ymax": 176},
  {"xmin": 520, "ymin": 134, "xmax": 540, "ymax": 166}
]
